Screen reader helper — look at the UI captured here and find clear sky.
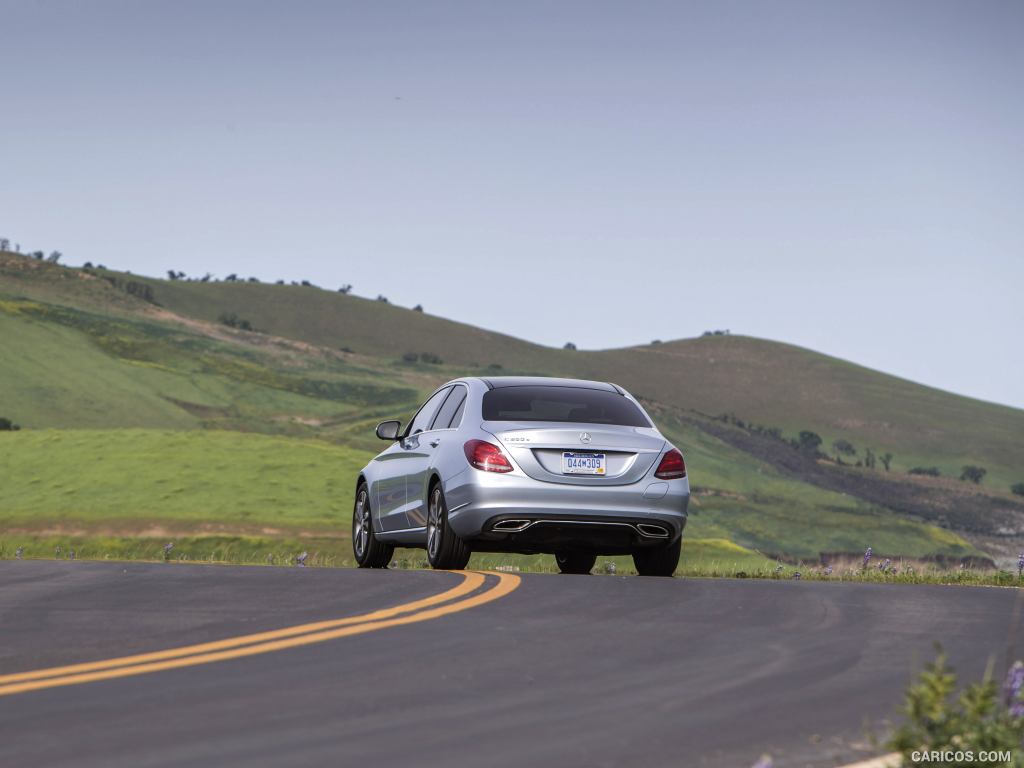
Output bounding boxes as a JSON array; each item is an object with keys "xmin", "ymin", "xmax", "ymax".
[{"xmin": 2, "ymin": 0, "xmax": 1022, "ymax": 408}]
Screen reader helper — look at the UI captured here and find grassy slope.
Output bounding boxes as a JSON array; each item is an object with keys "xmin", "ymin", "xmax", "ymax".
[
  {"xmin": 0, "ymin": 429, "xmax": 369, "ymax": 532},
  {"xmin": 0, "ymin": 296, "xmax": 425, "ymax": 436},
  {"xmin": 115, "ymin": 266, "xmax": 1024, "ymax": 486},
  {"xmin": 0, "ymin": 252, "xmax": 1013, "ymax": 565},
  {"xmin": 0, "ymin": 426, "xmax": 979, "ymax": 561}
]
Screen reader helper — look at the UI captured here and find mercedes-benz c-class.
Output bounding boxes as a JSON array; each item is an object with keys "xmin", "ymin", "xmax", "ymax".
[{"xmin": 353, "ymin": 377, "xmax": 689, "ymax": 576}]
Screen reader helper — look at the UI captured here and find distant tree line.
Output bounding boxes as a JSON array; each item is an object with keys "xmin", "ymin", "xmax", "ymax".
[
  {"xmin": 162, "ymin": 269, "xmax": 428, "ymax": 312},
  {"xmin": 2, "ymin": 236, "xmax": 65, "ymax": 264}
]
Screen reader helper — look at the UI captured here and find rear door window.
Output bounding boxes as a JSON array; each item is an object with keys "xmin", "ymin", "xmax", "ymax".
[
  {"xmin": 406, "ymin": 387, "xmax": 452, "ymax": 435},
  {"xmin": 447, "ymin": 396, "xmax": 467, "ymax": 428},
  {"xmin": 430, "ymin": 384, "xmax": 467, "ymax": 430}
]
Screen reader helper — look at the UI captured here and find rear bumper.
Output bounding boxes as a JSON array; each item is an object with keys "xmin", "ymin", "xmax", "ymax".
[{"xmin": 443, "ymin": 467, "xmax": 689, "ymax": 555}]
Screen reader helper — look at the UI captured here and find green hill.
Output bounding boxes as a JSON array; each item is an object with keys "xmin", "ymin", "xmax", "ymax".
[
  {"xmin": 2, "ymin": 250, "xmax": 1021, "ymax": 569},
  {"xmin": 103, "ymin": 265, "xmax": 1024, "ymax": 486}
]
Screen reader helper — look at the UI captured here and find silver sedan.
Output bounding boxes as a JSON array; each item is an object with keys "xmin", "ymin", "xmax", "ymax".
[{"xmin": 353, "ymin": 377, "xmax": 689, "ymax": 576}]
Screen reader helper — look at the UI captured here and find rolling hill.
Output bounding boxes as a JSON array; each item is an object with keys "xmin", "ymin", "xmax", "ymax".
[{"xmin": 2, "ymin": 250, "xmax": 1022, "ymax": 569}]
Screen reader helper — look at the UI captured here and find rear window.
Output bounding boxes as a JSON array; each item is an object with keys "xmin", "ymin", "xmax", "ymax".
[{"xmin": 482, "ymin": 386, "xmax": 650, "ymax": 427}]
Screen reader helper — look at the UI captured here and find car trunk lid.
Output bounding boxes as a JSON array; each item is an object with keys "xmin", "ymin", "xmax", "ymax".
[{"xmin": 482, "ymin": 422, "xmax": 666, "ymax": 486}]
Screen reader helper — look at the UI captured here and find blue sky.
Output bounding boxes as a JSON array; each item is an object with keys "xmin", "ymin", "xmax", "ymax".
[{"xmin": 2, "ymin": 0, "xmax": 1022, "ymax": 407}]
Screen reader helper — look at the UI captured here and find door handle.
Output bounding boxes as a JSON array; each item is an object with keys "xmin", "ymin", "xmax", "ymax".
[{"xmin": 429, "ymin": 438, "xmax": 442, "ymax": 447}]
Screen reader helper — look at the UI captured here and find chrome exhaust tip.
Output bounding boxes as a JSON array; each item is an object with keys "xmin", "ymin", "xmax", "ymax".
[
  {"xmin": 636, "ymin": 523, "xmax": 670, "ymax": 538},
  {"xmin": 492, "ymin": 519, "xmax": 532, "ymax": 533}
]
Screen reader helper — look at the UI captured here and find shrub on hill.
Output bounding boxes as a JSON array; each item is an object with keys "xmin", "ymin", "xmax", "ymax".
[
  {"xmin": 1012, "ymin": 483, "xmax": 1024, "ymax": 497},
  {"xmin": 402, "ymin": 352, "xmax": 419, "ymax": 363},
  {"xmin": 909, "ymin": 466, "xmax": 941, "ymax": 477},
  {"xmin": 961, "ymin": 465, "xmax": 987, "ymax": 484},
  {"xmin": 0, "ymin": 417, "xmax": 20, "ymax": 431},
  {"xmin": 796, "ymin": 431, "xmax": 822, "ymax": 454},
  {"xmin": 99, "ymin": 276, "xmax": 157, "ymax": 304},
  {"xmin": 218, "ymin": 312, "xmax": 254, "ymax": 331},
  {"xmin": 420, "ymin": 352, "xmax": 443, "ymax": 365},
  {"xmin": 832, "ymin": 439, "xmax": 856, "ymax": 457}
]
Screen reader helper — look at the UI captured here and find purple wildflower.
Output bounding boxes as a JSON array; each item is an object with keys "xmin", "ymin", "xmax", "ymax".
[
  {"xmin": 1004, "ymin": 662, "xmax": 1024, "ymax": 716},
  {"xmin": 878, "ymin": 558, "xmax": 891, "ymax": 573},
  {"xmin": 296, "ymin": 551, "xmax": 308, "ymax": 567},
  {"xmin": 824, "ymin": 566, "xmax": 833, "ymax": 576},
  {"xmin": 1018, "ymin": 553, "xmax": 1024, "ymax": 578},
  {"xmin": 863, "ymin": 547, "xmax": 873, "ymax": 568},
  {"xmin": 792, "ymin": 571, "xmax": 802, "ymax": 580}
]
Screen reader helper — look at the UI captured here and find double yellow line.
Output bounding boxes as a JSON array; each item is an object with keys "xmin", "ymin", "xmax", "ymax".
[{"xmin": 0, "ymin": 569, "xmax": 520, "ymax": 698}]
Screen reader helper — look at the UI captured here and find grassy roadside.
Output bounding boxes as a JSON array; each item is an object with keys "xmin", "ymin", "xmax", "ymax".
[
  {"xmin": 0, "ymin": 429, "xmax": 986, "ymax": 566},
  {"xmin": 2, "ymin": 535, "xmax": 1019, "ymax": 586}
]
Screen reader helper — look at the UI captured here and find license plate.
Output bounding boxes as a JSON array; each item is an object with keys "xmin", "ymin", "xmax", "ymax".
[{"xmin": 561, "ymin": 452, "xmax": 606, "ymax": 475}]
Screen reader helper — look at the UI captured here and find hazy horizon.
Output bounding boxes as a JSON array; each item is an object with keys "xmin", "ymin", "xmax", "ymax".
[{"xmin": 2, "ymin": 0, "xmax": 1022, "ymax": 408}]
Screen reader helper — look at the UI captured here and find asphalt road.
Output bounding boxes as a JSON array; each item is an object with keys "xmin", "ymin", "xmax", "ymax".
[{"xmin": 1, "ymin": 560, "xmax": 1020, "ymax": 768}]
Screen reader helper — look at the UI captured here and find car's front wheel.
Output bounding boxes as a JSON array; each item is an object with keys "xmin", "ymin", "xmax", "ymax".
[
  {"xmin": 353, "ymin": 483, "xmax": 394, "ymax": 568},
  {"xmin": 632, "ymin": 538, "xmax": 681, "ymax": 577},
  {"xmin": 426, "ymin": 485, "xmax": 471, "ymax": 570},
  {"xmin": 555, "ymin": 551, "xmax": 596, "ymax": 574}
]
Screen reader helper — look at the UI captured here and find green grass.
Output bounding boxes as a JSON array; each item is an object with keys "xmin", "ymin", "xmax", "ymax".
[
  {"xmin": 3, "ymin": 535, "xmax": 1017, "ymax": 586},
  {"xmin": 0, "ymin": 297, "xmax": 421, "ymax": 435},
  {"xmin": 0, "ymin": 425, "xmax": 981, "ymax": 563},
  {"xmin": 89, "ymin": 257, "xmax": 1024, "ymax": 486},
  {"xmin": 1, "ymin": 251, "xmax": 1020, "ymax": 569},
  {"xmin": 0, "ymin": 429, "xmax": 371, "ymax": 533}
]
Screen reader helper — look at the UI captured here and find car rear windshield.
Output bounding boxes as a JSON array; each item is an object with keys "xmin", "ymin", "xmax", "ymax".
[{"xmin": 482, "ymin": 386, "xmax": 651, "ymax": 427}]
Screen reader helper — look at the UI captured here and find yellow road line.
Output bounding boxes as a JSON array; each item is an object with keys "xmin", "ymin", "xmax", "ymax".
[
  {"xmin": 0, "ymin": 571, "xmax": 518, "ymax": 696},
  {"xmin": 0, "ymin": 569, "xmax": 483, "ymax": 686}
]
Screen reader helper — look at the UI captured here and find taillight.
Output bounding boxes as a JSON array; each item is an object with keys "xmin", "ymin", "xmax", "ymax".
[
  {"xmin": 654, "ymin": 448, "xmax": 686, "ymax": 479},
  {"xmin": 463, "ymin": 439, "xmax": 514, "ymax": 473}
]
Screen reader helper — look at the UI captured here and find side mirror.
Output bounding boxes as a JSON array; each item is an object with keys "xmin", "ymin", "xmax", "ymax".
[{"xmin": 375, "ymin": 420, "xmax": 402, "ymax": 441}]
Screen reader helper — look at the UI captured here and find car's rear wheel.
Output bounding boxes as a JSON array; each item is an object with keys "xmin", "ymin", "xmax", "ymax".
[
  {"xmin": 555, "ymin": 551, "xmax": 596, "ymax": 575},
  {"xmin": 632, "ymin": 538, "xmax": 681, "ymax": 577},
  {"xmin": 427, "ymin": 485, "xmax": 471, "ymax": 570},
  {"xmin": 353, "ymin": 483, "xmax": 394, "ymax": 568}
]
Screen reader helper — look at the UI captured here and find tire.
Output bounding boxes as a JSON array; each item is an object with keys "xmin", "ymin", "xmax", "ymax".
[
  {"xmin": 632, "ymin": 538, "xmax": 681, "ymax": 577},
  {"xmin": 426, "ymin": 484, "xmax": 472, "ymax": 570},
  {"xmin": 352, "ymin": 483, "xmax": 394, "ymax": 568},
  {"xmin": 555, "ymin": 551, "xmax": 596, "ymax": 575}
]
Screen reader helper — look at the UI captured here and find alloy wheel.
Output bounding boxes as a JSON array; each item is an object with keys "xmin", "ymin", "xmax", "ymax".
[
  {"xmin": 353, "ymin": 489, "xmax": 370, "ymax": 559},
  {"xmin": 427, "ymin": 487, "xmax": 443, "ymax": 559}
]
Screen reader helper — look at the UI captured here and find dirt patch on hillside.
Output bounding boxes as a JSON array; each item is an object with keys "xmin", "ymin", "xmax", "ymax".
[{"xmin": 691, "ymin": 416, "xmax": 1024, "ymax": 538}]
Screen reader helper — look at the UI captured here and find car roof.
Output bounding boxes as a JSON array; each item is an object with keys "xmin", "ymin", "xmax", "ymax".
[{"xmin": 475, "ymin": 376, "xmax": 621, "ymax": 393}]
